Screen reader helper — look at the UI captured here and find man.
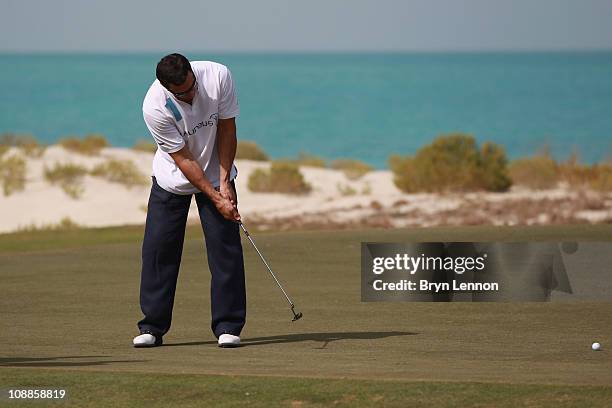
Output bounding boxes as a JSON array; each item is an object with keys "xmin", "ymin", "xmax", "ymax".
[{"xmin": 133, "ymin": 53, "xmax": 245, "ymax": 348}]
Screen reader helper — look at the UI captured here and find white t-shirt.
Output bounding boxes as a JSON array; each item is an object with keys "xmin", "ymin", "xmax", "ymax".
[{"xmin": 142, "ymin": 61, "xmax": 239, "ymax": 194}]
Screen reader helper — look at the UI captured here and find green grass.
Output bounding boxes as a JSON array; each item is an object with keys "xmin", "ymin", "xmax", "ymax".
[
  {"xmin": 2, "ymin": 369, "xmax": 611, "ymax": 407},
  {"xmin": 2, "ymin": 223, "xmax": 610, "ymax": 254},
  {"xmin": 1, "ymin": 224, "xmax": 611, "ymax": 407},
  {"xmin": 0, "ymin": 224, "xmax": 152, "ymax": 253}
]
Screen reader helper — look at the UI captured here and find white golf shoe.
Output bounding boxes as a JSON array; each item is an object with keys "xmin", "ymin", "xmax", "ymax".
[
  {"xmin": 133, "ymin": 332, "xmax": 163, "ymax": 348},
  {"xmin": 218, "ymin": 333, "xmax": 241, "ymax": 348}
]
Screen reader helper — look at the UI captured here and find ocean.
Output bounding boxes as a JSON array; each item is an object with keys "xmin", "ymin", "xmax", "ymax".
[{"xmin": 1, "ymin": 51, "xmax": 611, "ymax": 167}]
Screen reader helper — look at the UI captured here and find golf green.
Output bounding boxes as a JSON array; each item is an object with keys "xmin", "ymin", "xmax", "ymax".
[{"xmin": 1, "ymin": 224, "xmax": 611, "ymax": 407}]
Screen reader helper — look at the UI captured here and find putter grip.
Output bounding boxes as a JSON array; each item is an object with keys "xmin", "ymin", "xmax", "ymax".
[{"xmin": 239, "ymin": 223, "xmax": 251, "ymax": 237}]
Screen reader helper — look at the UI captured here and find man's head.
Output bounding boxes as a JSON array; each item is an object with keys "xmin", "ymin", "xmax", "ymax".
[{"xmin": 156, "ymin": 53, "xmax": 197, "ymax": 102}]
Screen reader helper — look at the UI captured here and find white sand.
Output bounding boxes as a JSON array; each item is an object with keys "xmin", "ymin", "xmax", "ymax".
[{"xmin": 1, "ymin": 146, "xmax": 611, "ymax": 233}]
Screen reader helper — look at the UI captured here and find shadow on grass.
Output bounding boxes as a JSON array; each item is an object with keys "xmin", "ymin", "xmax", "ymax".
[
  {"xmin": 0, "ymin": 356, "xmax": 148, "ymax": 368},
  {"xmin": 166, "ymin": 331, "xmax": 417, "ymax": 349}
]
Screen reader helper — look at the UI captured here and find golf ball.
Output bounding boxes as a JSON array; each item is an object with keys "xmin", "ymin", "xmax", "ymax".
[{"xmin": 592, "ymin": 342, "xmax": 601, "ymax": 351}]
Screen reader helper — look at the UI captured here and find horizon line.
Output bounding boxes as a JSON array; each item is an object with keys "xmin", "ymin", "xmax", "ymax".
[{"xmin": 1, "ymin": 47, "xmax": 612, "ymax": 56}]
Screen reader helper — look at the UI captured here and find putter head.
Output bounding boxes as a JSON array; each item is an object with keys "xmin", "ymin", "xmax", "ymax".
[{"xmin": 291, "ymin": 305, "xmax": 303, "ymax": 321}]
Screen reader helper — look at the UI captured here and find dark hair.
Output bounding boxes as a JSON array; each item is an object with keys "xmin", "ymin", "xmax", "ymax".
[{"xmin": 156, "ymin": 53, "xmax": 192, "ymax": 88}]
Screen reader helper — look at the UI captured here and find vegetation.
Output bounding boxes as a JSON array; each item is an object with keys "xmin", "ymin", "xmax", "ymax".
[
  {"xmin": 44, "ymin": 162, "xmax": 88, "ymax": 199},
  {"xmin": 236, "ymin": 140, "xmax": 269, "ymax": 161},
  {"xmin": 590, "ymin": 163, "xmax": 612, "ymax": 191},
  {"xmin": 508, "ymin": 153, "xmax": 559, "ymax": 189},
  {"xmin": 0, "ymin": 154, "xmax": 26, "ymax": 196},
  {"xmin": 389, "ymin": 133, "xmax": 511, "ymax": 193},
  {"xmin": 479, "ymin": 142, "xmax": 513, "ymax": 192},
  {"xmin": 336, "ymin": 183, "xmax": 357, "ymax": 196},
  {"xmin": 0, "ymin": 133, "xmax": 46, "ymax": 157},
  {"xmin": 509, "ymin": 151, "xmax": 612, "ymax": 191},
  {"xmin": 132, "ymin": 139, "xmax": 158, "ymax": 153},
  {"xmin": 16, "ymin": 217, "xmax": 82, "ymax": 233},
  {"xmin": 3, "ymin": 368, "xmax": 612, "ymax": 408},
  {"xmin": 331, "ymin": 159, "xmax": 373, "ymax": 180},
  {"xmin": 1, "ymin": 225, "xmax": 612, "ymax": 407},
  {"xmin": 90, "ymin": 159, "xmax": 148, "ymax": 187},
  {"xmin": 43, "ymin": 157, "xmax": 147, "ymax": 198},
  {"xmin": 291, "ymin": 151, "xmax": 327, "ymax": 168},
  {"xmin": 248, "ymin": 161, "xmax": 311, "ymax": 194},
  {"xmin": 59, "ymin": 134, "xmax": 109, "ymax": 156}
]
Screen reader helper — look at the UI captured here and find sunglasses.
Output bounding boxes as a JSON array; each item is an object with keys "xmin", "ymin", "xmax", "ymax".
[{"xmin": 172, "ymin": 76, "xmax": 197, "ymax": 98}]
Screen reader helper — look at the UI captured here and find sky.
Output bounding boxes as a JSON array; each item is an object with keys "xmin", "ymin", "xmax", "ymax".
[{"xmin": 1, "ymin": 0, "xmax": 612, "ymax": 52}]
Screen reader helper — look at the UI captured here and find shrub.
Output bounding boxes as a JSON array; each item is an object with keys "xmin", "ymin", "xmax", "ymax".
[
  {"xmin": 389, "ymin": 154, "xmax": 416, "ymax": 192},
  {"xmin": 331, "ymin": 159, "xmax": 373, "ymax": 180},
  {"xmin": 590, "ymin": 163, "xmax": 612, "ymax": 191},
  {"xmin": 557, "ymin": 153, "xmax": 600, "ymax": 187},
  {"xmin": 248, "ymin": 162, "xmax": 311, "ymax": 194},
  {"xmin": 44, "ymin": 162, "xmax": 88, "ymax": 183},
  {"xmin": 59, "ymin": 134, "xmax": 109, "ymax": 156},
  {"xmin": 58, "ymin": 217, "xmax": 81, "ymax": 230},
  {"xmin": 0, "ymin": 154, "xmax": 26, "ymax": 196},
  {"xmin": 236, "ymin": 140, "xmax": 269, "ymax": 161},
  {"xmin": 62, "ymin": 183, "xmax": 85, "ymax": 199},
  {"xmin": 0, "ymin": 133, "xmax": 18, "ymax": 146},
  {"xmin": 0, "ymin": 133, "xmax": 46, "ymax": 157},
  {"xmin": 18, "ymin": 137, "xmax": 46, "ymax": 157},
  {"xmin": 90, "ymin": 159, "xmax": 148, "ymax": 187},
  {"xmin": 389, "ymin": 134, "xmax": 511, "ymax": 193},
  {"xmin": 510, "ymin": 152, "xmax": 612, "ymax": 191},
  {"xmin": 478, "ymin": 142, "xmax": 512, "ymax": 192},
  {"xmin": 509, "ymin": 153, "xmax": 558, "ymax": 189},
  {"xmin": 132, "ymin": 139, "xmax": 158, "ymax": 153},
  {"xmin": 293, "ymin": 152, "xmax": 327, "ymax": 168},
  {"xmin": 248, "ymin": 168, "xmax": 272, "ymax": 191},
  {"xmin": 44, "ymin": 163, "xmax": 88, "ymax": 199},
  {"xmin": 336, "ymin": 183, "xmax": 357, "ymax": 196}
]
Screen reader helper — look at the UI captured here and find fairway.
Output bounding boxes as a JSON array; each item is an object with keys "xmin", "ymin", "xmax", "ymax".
[{"xmin": 1, "ymin": 224, "xmax": 611, "ymax": 407}]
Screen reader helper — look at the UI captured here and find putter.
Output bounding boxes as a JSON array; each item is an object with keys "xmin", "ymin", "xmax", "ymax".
[{"xmin": 239, "ymin": 222, "xmax": 303, "ymax": 322}]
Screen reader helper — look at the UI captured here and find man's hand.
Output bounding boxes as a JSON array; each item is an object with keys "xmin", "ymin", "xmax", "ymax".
[
  {"xmin": 217, "ymin": 117, "xmax": 238, "ymax": 215},
  {"xmin": 214, "ymin": 193, "xmax": 241, "ymax": 221},
  {"xmin": 217, "ymin": 117, "xmax": 239, "ymax": 222},
  {"xmin": 220, "ymin": 181, "xmax": 237, "ymax": 209},
  {"xmin": 169, "ymin": 145, "xmax": 240, "ymax": 221}
]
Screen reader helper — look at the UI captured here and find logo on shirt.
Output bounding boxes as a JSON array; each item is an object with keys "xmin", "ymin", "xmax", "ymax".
[{"xmin": 182, "ymin": 113, "xmax": 219, "ymax": 137}]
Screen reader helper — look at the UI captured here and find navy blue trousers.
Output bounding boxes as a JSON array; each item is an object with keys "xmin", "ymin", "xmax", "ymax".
[{"xmin": 137, "ymin": 177, "xmax": 246, "ymax": 338}]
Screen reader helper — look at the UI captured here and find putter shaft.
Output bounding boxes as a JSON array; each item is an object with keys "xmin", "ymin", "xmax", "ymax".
[{"xmin": 239, "ymin": 222, "xmax": 302, "ymax": 321}]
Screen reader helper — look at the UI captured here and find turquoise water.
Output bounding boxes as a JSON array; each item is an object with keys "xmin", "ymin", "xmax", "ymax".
[{"xmin": 1, "ymin": 52, "xmax": 611, "ymax": 167}]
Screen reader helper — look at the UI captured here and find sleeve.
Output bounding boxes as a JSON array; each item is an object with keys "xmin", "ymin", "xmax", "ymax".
[
  {"xmin": 143, "ymin": 110, "xmax": 185, "ymax": 153},
  {"xmin": 218, "ymin": 67, "xmax": 240, "ymax": 119}
]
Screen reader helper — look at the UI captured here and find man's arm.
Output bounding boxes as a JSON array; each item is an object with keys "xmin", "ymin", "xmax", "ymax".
[
  {"xmin": 217, "ymin": 117, "xmax": 238, "ymax": 205},
  {"xmin": 169, "ymin": 145, "xmax": 240, "ymax": 221}
]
